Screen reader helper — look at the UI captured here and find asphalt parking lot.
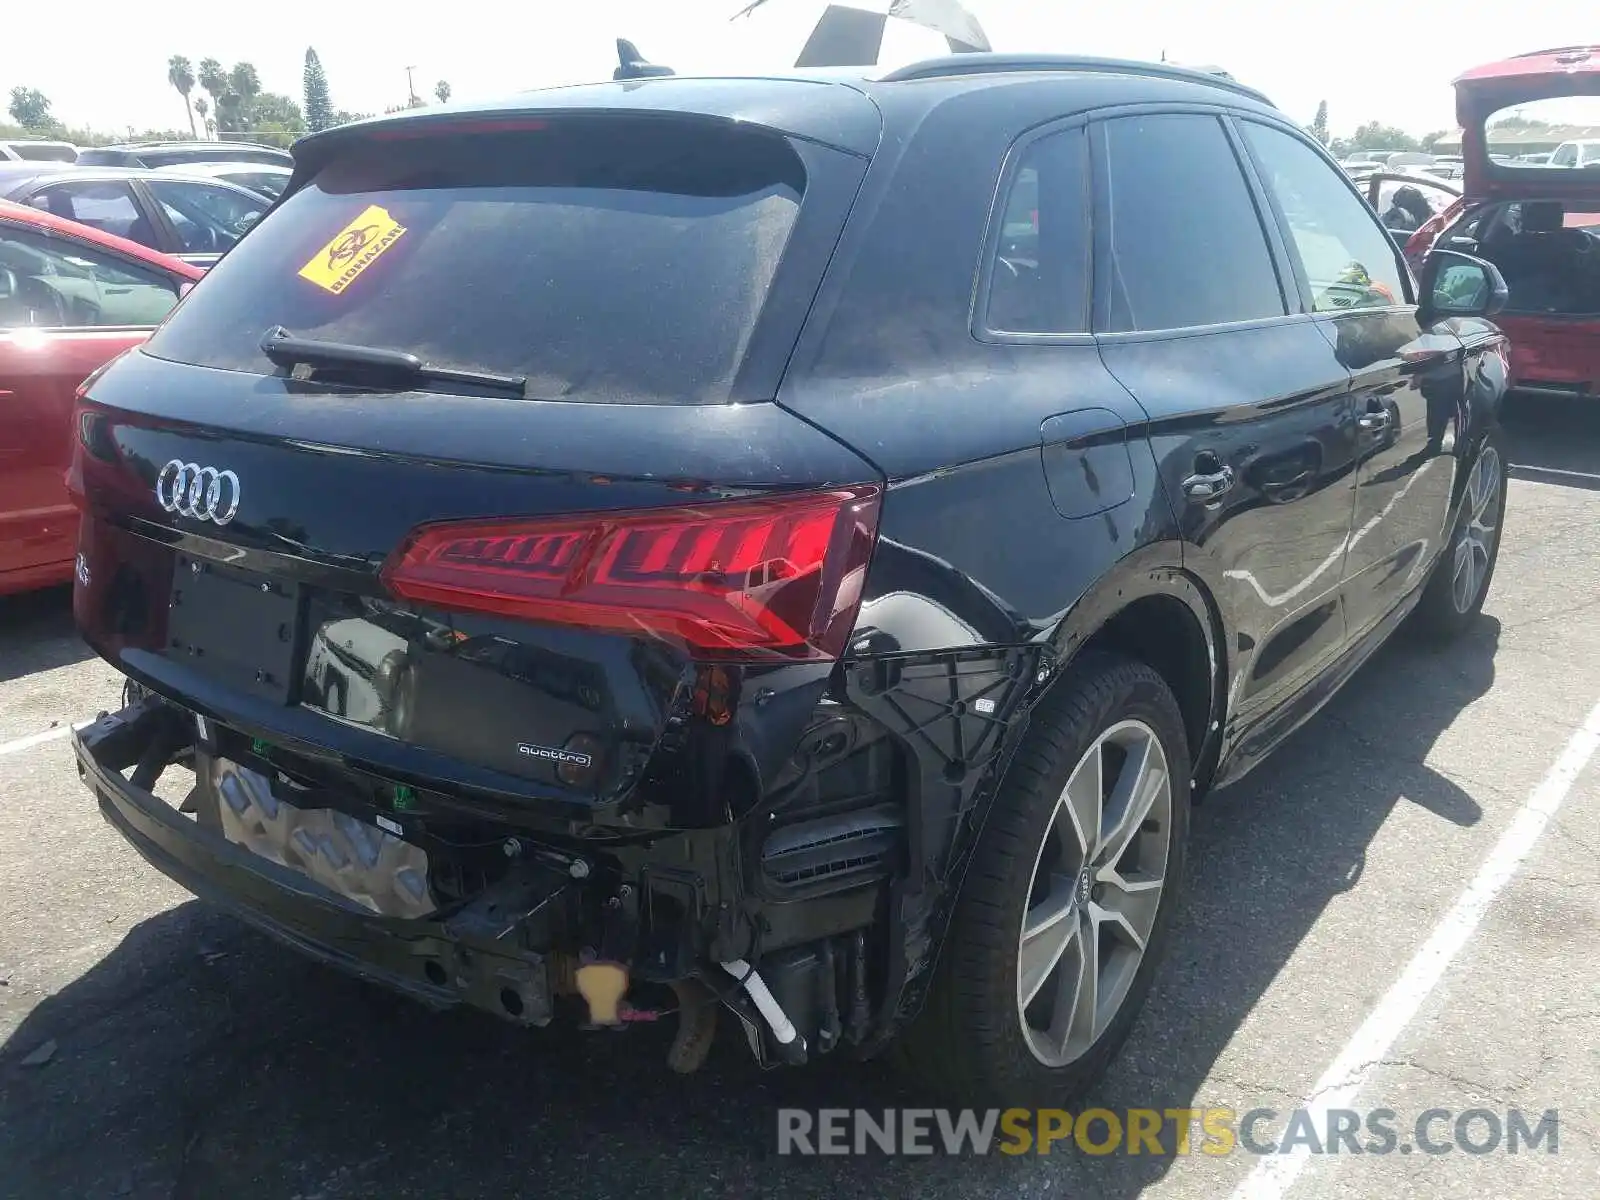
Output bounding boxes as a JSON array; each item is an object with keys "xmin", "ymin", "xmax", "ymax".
[{"xmin": 3, "ymin": 397, "xmax": 1599, "ymax": 1200}]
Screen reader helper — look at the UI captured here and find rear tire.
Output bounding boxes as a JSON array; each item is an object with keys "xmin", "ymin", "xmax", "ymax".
[
  {"xmin": 1413, "ymin": 428, "xmax": 1506, "ymax": 642},
  {"xmin": 895, "ymin": 653, "xmax": 1191, "ymax": 1106}
]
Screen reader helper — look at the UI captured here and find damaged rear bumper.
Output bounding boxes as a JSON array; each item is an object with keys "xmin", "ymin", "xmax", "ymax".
[{"xmin": 73, "ymin": 701, "xmax": 560, "ymax": 1024}]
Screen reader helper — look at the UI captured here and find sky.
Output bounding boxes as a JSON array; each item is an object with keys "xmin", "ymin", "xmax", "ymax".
[{"xmin": 1, "ymin": 0, "xmax": 1592, "ymax": 139}]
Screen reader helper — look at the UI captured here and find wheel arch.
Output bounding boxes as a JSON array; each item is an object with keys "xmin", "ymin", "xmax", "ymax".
[{"xmin": 1043, "ymin": 542, "xmax": 1229, "ymax": 797}]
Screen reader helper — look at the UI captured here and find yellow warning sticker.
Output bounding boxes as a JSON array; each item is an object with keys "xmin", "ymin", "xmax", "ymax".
[{"xmin": 298, "ymin": 204, "xmax": 407, "ymax": 295}]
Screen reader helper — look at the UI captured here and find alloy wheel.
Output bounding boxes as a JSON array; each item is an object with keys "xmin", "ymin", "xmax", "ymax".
[
  {"xmin": 1016, "ymin": 719, "xmax": 1173, "ymax": 1068},
  {"xmin": 1451, "ymin": 446, "xmax": 1502, "ymax": 614}
]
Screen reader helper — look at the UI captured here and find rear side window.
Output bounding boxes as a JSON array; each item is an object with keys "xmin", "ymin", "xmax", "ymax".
[
  {"xmin": 984, "ymin": 126, "xmax": 1090, "ymax": 334},
  {"xmin": 73, "ymin": 149, "xmax": 134, "ymax": 166},
  {"xmin": 12, "ymin": 144, "xmax": 77, "ymax": 163},
  {"xmin": 145, "ymin": 122, "xmax": 808, "ymax": 404},
  {"xmin": 1100, "ymin": 114, "xmax": 1285, "ymax": 332},
  {"xmin": 28, "ymin": 181, "xmax": 145, "ymax": 241},
  {"xmin": 1241, "ymin": 122, "xmax": 1408, "ymax": 312}
]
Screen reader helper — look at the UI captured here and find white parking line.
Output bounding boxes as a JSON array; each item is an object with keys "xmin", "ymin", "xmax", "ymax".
[
  {"xmin": 1510, "ymin": 463, "xmax": 1600, "ymax": 491},
  {"xmin": 1232, "ymin": 695, "xmax": 1600, "ymax": 1200},
  {"xmin": 0, "ymin": 721, "xmax": 89, "ymax": 758}
]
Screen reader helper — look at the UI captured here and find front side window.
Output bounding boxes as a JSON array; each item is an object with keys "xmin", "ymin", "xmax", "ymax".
[
  {"xmin": 1243, "ymin": 122, "xmax": 1409, "ymax": 312},
  {"xmin": 146, "ymin": 180, "xmax": 267, "ymax": 253},
  {"xmin": 1100, "ymin": 113, "xmax": 1286, "ymax": 332},
  {"xmin": 0, "ymin": 224, "xmax": 180, "ymax": 328},
  {"xmin": 984, "ymin": 126, "xmax": 1090, "ymax": 334}
]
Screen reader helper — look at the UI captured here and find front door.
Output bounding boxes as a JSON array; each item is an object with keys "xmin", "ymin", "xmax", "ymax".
[
  {"xmin": 1236, "ymin": 119, "xmax": 1461, "ymax": 637},
  {"xmin": 1086, "ymin": 111, "xmax": 1362, "ymax": 732}
]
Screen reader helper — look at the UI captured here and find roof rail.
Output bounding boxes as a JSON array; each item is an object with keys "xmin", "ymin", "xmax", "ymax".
[{"xmin": 878, "ymin": 53, "xmax": 1272, "ymax": 105}]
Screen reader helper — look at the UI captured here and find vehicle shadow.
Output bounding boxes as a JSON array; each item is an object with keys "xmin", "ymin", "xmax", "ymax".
[
  {"xmin": 0, "ymin": 619, "xmax": 1499, "ymax": 1200},
  {"xmin": 1502, "ymin": 391, "xmax": 1600, "ymax": 486},
  {"xmin": 0, "ymin": 585, "xmax": 92, "ymax": 683}
]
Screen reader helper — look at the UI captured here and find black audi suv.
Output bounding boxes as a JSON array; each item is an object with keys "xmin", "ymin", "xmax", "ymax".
[{"xmin": 68, "ymin": 55, "xmax": 1511, "ymax": 1104}]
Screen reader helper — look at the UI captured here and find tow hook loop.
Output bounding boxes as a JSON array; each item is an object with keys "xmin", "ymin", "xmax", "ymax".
[{"xmin": 575, "ymin": 960, "xmax": 629, "ymax": 1025}]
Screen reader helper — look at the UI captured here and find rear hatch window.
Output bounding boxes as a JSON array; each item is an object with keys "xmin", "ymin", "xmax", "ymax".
[
  {"xmin": 144, "ymin": 119, "xmax": 810, "ymax": 404},
  {"xmin": 9, "ymin": 143, "xmax": 78, "ymax": 163},
  {"xmin": 1454, "ymin": 48, "xmax": 1600, "ymax": 198}
]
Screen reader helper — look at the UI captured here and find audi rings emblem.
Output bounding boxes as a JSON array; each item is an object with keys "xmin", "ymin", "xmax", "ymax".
[{"xmin": 155, "ymin": 460, "xmax": 242, "ymax": 526}]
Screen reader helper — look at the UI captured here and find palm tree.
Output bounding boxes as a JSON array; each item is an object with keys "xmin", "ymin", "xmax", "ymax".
[
  {"xmin": 198, "ymin": 59, "xmax": 226, "ymax": 137},
  {"xmin": 194, "ymin": 97, "xmax": 212, "ymax": 138},
  {"xmin": 168, "ymin": 55, "xmax": 197, "ymax": 138}
]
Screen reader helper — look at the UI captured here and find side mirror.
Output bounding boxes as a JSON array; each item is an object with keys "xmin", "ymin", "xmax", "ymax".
[{"xmin": 1420, "ymin": 249, "xmax": 1507, "ymax": 319}]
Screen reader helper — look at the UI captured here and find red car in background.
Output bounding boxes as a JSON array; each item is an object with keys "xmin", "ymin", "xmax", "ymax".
[
  {"xmin": 0, "ymin": 199, "xmax": 202, "ymax": 595},
  {"xmin": 1405, "ymin": 46, "xmax": 1600, "ymax": 398}
]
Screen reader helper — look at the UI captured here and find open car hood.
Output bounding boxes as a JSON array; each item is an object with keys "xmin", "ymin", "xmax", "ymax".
[{"xmin": 1455, "ymin": 46, "xmax": 1600, "ymax": 200}]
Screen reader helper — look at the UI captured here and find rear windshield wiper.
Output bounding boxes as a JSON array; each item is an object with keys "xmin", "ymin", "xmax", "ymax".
[{"xmin": 259, "ymin": 326, "xmax": 531, "ymax": 398}]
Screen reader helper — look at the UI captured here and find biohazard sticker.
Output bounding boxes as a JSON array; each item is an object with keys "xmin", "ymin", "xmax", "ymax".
[{"xmin": 298, "ymin": 205, "xmax": 406, "ymax": 295}]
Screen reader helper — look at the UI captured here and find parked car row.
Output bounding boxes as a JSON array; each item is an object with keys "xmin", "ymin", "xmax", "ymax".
[
  {"xmin": 0, "ymin": 138, "xmax": 291, "ymax": 271},
  {"xmin": 1, "ymin": 138, "xmax": 293, "ymax": 170},
  {"xmin": 75, "ymin": 139, "xmax": 292, "ymax": 169},
  {"xmin": 0, "ymin": 165, "xmax": 273, "ymax": 269}
]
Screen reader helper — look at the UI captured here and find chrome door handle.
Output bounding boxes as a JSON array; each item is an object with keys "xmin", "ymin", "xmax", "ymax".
[{"xmin": 1181, "ymin": 464, "xmax": 1235, "ymax": 502}]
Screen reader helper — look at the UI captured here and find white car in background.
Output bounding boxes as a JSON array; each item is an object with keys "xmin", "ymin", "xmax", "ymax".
[
  {"xmin": 156, "ymin": 161, "xmax": 291, "ymax": 200},
  {"xmin": 0, "ymin": 139, "xmax": 78, "ymax": 163},
  {"xmin": 1549, "ymin": 139, "xmax": 1600, "ymax": 168}
]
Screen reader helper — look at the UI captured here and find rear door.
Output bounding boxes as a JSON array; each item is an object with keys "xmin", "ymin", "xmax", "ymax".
[
  {"xmin": 0, "ymin": 219, "xmax": 183, "ymax": 587},
  {"xmin": 1237, "ymin": 118, "xmax": 1463, "ymax": 639},
  {"xmin": 1088, "ymin": 110, "xmax": 1361, "ymax": 733},
  {"xmin": 20, "ymin": 179, "xmax": 155, "ymax": 248}
]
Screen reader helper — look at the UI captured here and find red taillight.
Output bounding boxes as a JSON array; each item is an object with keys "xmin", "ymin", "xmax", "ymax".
[{"xmin": 381, "ymin": 487, "xmax": 882, "ymax": 660}]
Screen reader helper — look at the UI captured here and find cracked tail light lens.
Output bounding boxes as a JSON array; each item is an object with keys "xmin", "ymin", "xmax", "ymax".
[{"xmin": 382, "ymin": 486, "xmax": 882, "ymax": 660}]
